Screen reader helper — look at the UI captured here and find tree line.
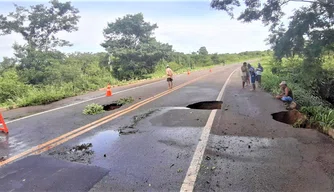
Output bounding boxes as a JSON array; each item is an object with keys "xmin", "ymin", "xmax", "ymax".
[{"xmin": 0, "ymin": 1, "xmax": 268, "ymax": 108}]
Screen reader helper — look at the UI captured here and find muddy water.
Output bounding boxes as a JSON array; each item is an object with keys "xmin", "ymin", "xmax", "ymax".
[{"xmin": 80, "ymin": 130, "xmax": 119, "ymax": 155}]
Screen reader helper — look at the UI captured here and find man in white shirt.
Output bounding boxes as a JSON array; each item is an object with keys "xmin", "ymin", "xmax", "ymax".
[
  {"xmin": 166, "ymin": 65, "xmax": 173, "ymax": 89},
  {"xmin": 256, "ymin": 63, "xmax": 264, "ymax": 87}
]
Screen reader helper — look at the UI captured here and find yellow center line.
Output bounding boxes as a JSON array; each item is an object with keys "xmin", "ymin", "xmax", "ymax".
[{"xmin": 0, "ymin": 68, "xmax": 229, "ymax": 167}]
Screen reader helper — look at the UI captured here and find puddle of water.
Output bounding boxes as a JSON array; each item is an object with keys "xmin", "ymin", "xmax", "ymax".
[
  {"xmin": 187, "ymin": 101, "xmax": 223, "ymax": 110},
  {"xmin": 79, "ymin": 130, "xmax": 119, "ymax": 155}
]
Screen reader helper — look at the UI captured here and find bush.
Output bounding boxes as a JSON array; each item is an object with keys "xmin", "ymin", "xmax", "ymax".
[
  {"xmin": 260, "ymin": 58, "xmax": 330, "ymax": 108},
  {"xmin": 301, "ymin": 106, "xmax": 334, "ymax": 129},
  {"xmin": 83, "ymin": 103, "xmax": 105, "ymax": 115},
  {"xmin": 0, "ymin": 69, "xmax": 30, "ymax": 105},
  {"xmin": 116, "ymin": 97, "xmax": 134, "ymax": 105}
]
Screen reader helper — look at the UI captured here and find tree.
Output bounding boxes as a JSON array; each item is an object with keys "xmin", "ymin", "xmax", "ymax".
[
  {"xmin": 0, "ymin": 0, "xmax": 80, "ymax": 52},
  {"xmin": 0, "ymin": 57, "xmax": 16, "ymax": 73},
  {"xmin": 101, "ymin": 13, "xmax": 173, "ymax": 80},
  {"xmin": 210, "ymin": 0, "xmax": 334, "ymax": 62},
  {"xmin": 0, "ymin": 0, "xmax": 80, "ymax": 84},
  {"xmin": 198, "ymin": 46, "xmax": 209, "ymax": 55},
  {"xmin": 211, "ymin": 53, "xmax": 220, "ymax": 64}
]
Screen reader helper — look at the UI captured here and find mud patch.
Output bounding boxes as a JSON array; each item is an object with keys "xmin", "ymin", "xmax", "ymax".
[
  {"xmin": 187, "ymin": 101, "xmax": 223, "ymax": 110},
  {"xmin": 49, "ymin": 143, "xmax": 94, "ymax": 164},
  {"xmin": 103, "ymin": 103, "xmax": 122, "ymax": 111},
  {"xmin": 271, "ymin": 110, "xmax": 308, "ymax": 127},
  {"xmin": 118, "ymin": 109, "xmax": 158, "ymax": 135}
]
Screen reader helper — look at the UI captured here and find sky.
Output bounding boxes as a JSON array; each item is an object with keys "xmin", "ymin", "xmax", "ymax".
[{"xmin": 0, "ymin": 0, "xmax": 304, "ymax": 60}]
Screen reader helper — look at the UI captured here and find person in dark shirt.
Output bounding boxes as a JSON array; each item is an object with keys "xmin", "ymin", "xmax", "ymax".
[
  {"xmin": 248, "ymin": 63, "xmax": 256, "ymax": 91},
  {"xmin": 275, "ymin": 81, "xmax": 293, "ymax": 102}
]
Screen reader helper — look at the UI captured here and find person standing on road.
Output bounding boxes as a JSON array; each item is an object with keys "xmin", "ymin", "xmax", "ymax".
[
  {"xmin": 166, "ymin": 65, "xmax": 173, "ymax": 89},
  {"xmin": 256, "ymin": 63, "xmax": 264, "ymax": 87},
  {"xmin": 248, "ymin": 63, "xmax": 256, "ymax": 91},
  {"xmin": 241, "ymin": 62, "xmax": 248, "ymax": 88}
]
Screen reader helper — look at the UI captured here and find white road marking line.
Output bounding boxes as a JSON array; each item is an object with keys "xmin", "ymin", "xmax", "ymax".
[
  {"xmin": 6, "ymin": 80, "xmax": 163, "ymax": 124},
  {"xmin": 180, "ymin": 67, "xmax": 238, "ymax": 192}
]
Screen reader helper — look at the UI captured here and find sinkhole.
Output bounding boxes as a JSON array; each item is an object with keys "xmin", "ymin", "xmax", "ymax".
[
  {"xmin": 103, "ymin": 103, "xmax": 122, "ymax": 111},
  {"xmin": 271, "ymin": 110, "xmax": 307, "ymax": 126},
  {"xmin": 186, "ymin": 101, "xmax": 223, "ymax": 110}
]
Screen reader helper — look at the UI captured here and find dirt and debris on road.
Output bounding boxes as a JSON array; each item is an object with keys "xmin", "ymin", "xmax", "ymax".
[
  {"xmin": 48, "ymin": 143, "xmax": 94, "ymax": 164},
  {"xmin": 118, "ymin": 109, "xmax": 158, "ymax": 135},
  {"xmin": 0, "ymin": 156, "xmax": 6, "ymax": 162}
]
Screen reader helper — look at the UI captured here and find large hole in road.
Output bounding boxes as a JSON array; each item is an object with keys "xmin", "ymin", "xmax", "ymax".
[
  {"xmin": 187, "ymin": 101, "xmax": 223, "ymax": 110},
  {"xmin": 103, "ymin": 103, "xmax": 122, "ymax": 111},
  {"xmin": 271, "ymin": 110, "xmax": 307, "ymax": 127}
]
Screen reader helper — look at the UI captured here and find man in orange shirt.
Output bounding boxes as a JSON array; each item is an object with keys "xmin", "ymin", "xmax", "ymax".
[{"xmin": 166, "ymin": 65, "xmax": 173, "ymax": 89}]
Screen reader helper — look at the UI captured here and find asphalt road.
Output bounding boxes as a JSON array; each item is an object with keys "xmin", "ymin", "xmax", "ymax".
[{"xmin": 1, "ymin": 63, "xmax": 334, "ymax": 192}]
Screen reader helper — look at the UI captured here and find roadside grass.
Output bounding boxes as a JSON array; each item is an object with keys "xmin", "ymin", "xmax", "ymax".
[
  {"xmin": 0, "ymin": 57, "xmax": 261, "ymax": 109},
  {"xmin": 300, "ymin": 106, "xmax": 334, "ymax": 130},
  {"xmin": 116, "ymin": 97, "xmax": 134, "ymax": 105},
  {"xmin": 260, "ymin": 57, "xmax": 334, "ymax": 132},
  {"xmin": 83, "ymin": 103, "xmax": 105, "ymax": 115}
]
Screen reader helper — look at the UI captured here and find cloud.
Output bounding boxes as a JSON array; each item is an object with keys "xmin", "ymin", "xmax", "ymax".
[{"xmin": 150, "ymin": 13, "xmax": 270, "ymax": 54}]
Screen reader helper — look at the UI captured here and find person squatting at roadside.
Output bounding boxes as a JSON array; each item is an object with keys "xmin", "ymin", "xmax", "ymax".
[
  {"xmin": 275, "ymin": 81, "xmax": 297, "ymax": 110},
  {"xmin": 275, "ymin": 81, "xmax": 293, "ymax": 102}
]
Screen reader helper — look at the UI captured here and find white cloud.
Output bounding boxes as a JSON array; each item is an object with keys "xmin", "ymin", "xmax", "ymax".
[{"xmin": 150, "ymin": 13, "xmax": 270, "ymax": 54}]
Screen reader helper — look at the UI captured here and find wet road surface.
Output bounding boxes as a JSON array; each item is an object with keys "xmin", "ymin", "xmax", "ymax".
[{"xmin": 1, "ymin": 63, "xmax": 334, "ymax": 191}]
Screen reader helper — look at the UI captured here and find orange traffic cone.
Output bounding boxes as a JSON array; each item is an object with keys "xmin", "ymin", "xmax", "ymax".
[
  {"xmin": 187, "ymin": 70, "xmax": 190, "ymax": 75},
  {"xmin": 106, "ymin": 84, "xmax": 112, "ymax": 97},
  {"xmin": 0, "ymin": 113, "xmax": 8, "ymax": 134}
]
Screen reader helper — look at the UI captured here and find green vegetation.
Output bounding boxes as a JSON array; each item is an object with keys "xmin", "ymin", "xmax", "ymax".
[
  {"xmin": 301, "ymin": 106, "xmax": 334, "ymax": 132},
  {"xmin": 260, "ymin": 57, "xmax": 331, "ymax": 108},
  {"xmin": 211, "ymin": 0, "xmax": 334, "ymax": 132},
  {"xmin": 83, "ymin": 103, "xmax": 105, "ymax": 115},
  {"xmin": 116, "ymin": 97, "xmax": 134, "ymax": 106},
  {"xmin": 260, "ymin": 57, "xmax": 334, "ymax": 132},
  {"xmin": 0, "ymin": 1, "xmax": 268, "ymax": 109}
]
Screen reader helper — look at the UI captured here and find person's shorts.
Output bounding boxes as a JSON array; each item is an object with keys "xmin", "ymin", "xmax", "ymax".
[
  {"xmin": 241, "ymin": 76, "xmax": 247, "ymax": 82},
  {"xmin": 250, "ymin": 76, "xmax": 256, "ymax": 84},
  {"xmin": 281, "ymin": 96, "xmax": 293, "ymax": 102},
  {"xmin": 256, "ymin": 75, "xmax": 261, "ymax": 82},
  {"xmin": 167, "ymin": 78, "xmax": 173, "ymax": 82}
]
